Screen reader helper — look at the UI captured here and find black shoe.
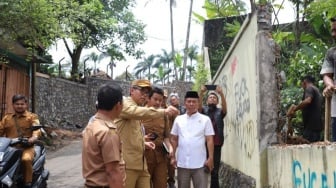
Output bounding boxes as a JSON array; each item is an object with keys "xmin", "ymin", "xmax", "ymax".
[
  {"xmin": 24, "ymin": 183, "xmax": 31, "ymax": 188},
  {"xmin": 168, "ymin": 182, "xmax": 176, "ymax": 188}
]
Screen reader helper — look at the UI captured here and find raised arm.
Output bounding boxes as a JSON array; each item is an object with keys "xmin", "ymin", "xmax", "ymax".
[
  {"xmin": 216, "ymin": 86, "xmax": 227, "ymax": 115},
  {"xmin": 198, "ymin": 85, "xmax": 207, "ymax": 112}
]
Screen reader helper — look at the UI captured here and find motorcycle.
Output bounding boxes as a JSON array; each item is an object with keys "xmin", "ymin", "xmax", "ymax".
[{"xmin": 0, "ymin": 125, "xmax": 49, "ymax": 188}]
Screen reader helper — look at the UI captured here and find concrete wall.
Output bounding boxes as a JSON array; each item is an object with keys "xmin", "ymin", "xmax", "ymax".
[
  {"xmin": 215, "ymin": 12, "xmax": 260, "ymax": 182},
  {"xmin": 268, "ymin": 144, "xmax": 336, "ymax": 188},
  {"xmin": 209, "ymin": 3, "xmax": 336, "ymax": 188},
  {"xmin": 210, "ymin": 5, "xmax": 278, "ymax": 188}
]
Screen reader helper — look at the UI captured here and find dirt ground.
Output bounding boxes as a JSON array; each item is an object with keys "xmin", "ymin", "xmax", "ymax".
[{"xmin": 42, "ymin": 127, "xmax": 82, "ymax": 152}]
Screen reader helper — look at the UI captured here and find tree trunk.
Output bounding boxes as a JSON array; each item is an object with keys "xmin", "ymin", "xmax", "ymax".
[
  {"xmin": 62, "ymin": 38, "xmax": 83, "ymax": 79},
  {"xmin": 294, "ymin": 0, "xmax": 301, "ymax": 48},
  {"xmin": 182, "ymin": 0, "xmax": 193, "ymax": 81},
  {"xmin": 170, "ymin": 0, "xmax": 178, "ymax": 81},
  {"xmin": 71, "ymin": 46, "xmax": 83, "ymax": 80}
]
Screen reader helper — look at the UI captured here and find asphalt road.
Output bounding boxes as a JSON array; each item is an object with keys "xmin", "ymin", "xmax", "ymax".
[
  {"xmin": 45, "ymin": 139, "xmax": 84, "ymax": 188},
  {"xmin": 44, "ymin": 138, "xmax": 203, "ymax": 188}
]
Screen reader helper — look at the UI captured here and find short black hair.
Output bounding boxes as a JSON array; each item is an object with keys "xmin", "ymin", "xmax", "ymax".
[
  {"xmin": 12, "ymin": 94, "xmax": 27, "ymax": 103},
  {"xmin": 148, "ymin": 86, "xmax": 164, "ymax": 98},
  {"xmin": 302, "ymin": 75, "xmax": 315, "ymax": 83},
  {"xmin": 97, "ymin": 84, "xmax": 123, "ymax": 111},
  {"xmin": 207, "ymin": 92, "xmax": 219, "ymax": 100},
  {"xmin": 331, "ymin": 17, "xmax": 336, "ymax": 22}
]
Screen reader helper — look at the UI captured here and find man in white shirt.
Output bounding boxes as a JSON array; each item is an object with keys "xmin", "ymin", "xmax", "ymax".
[{"xmin": 170, "ymin": 91, "xmax": 214, "ymax": 188}]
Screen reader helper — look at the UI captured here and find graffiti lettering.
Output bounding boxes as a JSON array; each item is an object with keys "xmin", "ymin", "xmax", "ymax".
[
  {"xmin": 228, "ymin": 118, "xmax": 256, "ymax": 158},
  {"xmin": 293, "ymin": 160, "xmax": 335, "ymax": 188},
  {"xmin": 218, "ymin": 75, "xmax": 228, "ymax": 97},
  {"xmin": 234, "ymin": 78, "xmax": 250, "ymax": 123}
]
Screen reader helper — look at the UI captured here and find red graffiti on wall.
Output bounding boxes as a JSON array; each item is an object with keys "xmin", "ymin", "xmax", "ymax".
[{"xmin": 231, "ymin": 56, "xmax": 237, "ymax": 75}]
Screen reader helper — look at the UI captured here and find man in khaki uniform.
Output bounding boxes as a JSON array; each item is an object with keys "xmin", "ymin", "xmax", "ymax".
[
  {"xmin": 0, "ymin": 94, "xmax": 41, "ymax": 188},
  {"xmin": 114, "ymin": 80, "xmax": 179, "ymax": 188},
  {"xmin": 82, "ymin": 84, "xmax": 125, "ymax": 188},
  {"xmin": 142, "ymin": 86, "xmax": 173, "ymax": 187}
]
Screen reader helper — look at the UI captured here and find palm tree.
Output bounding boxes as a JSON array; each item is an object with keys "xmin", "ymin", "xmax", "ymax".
[
  {"xmin": 153, "ymin": 57, "xmax": 173, "ymax": 85},
  {"xmin": 156, "ymin": 49, "xmax": 173, "ymax": 83},
  {"xmin": 134, "ymin": 55, "xmax": 156, "ymax": 81},
  {"xmin": 144, "ymin": 0, "xmax": 178, "ymax": 80},
  {"xmin": 169, "ymin": 0, "xmax": 178, "ymax": 81},
  {"xmin": 186, "ymin": 65, "xmax": 195, "ymax": 82},
  {"xmin": 187, "ymin": 45, "xmax": 198, "ymax": 81},
  {"xmin": 105, "ymin": 45, "xmax": 125, "ymax": 79},
  {"xmin": 182, "ymin": 0, "xmax": 194, "ymax": 81}
]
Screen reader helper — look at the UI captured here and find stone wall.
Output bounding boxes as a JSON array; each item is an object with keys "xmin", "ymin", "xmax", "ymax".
[
  {"xmin": 35, "ymin": 73, "xmax": 91, "ymax": 128},
  {"xmin": 35, "ymin": 73, "xmax": 192, "ymax": 129},
  {"xmin": 219, "ymin": 163, "xmax": 256, "ymax": 188}
]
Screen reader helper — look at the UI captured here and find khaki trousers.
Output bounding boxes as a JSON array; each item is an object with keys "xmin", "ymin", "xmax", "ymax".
[
  {"xmin": 125, "ymin": 169, "xmax": 150, "ymax": 188},
  {"xmin": 21, "ymin": 147, "xmax": 35, "ymax": 183}
]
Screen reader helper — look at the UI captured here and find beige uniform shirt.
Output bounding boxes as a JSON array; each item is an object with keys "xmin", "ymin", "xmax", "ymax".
[
  {"xmin": 82, "ymin": 113, "xmax": 125, "ymax": 187},
  {"xmin": 0, "ymin": 111, "xmax": 41, "ymax": 138},
  {"xmin": 114, "ymin": 97, "xmax": 165, "ymax": 170},
  {"xmin": 142, "ymin": 115, "xmax": 170, "ymax": 163}
]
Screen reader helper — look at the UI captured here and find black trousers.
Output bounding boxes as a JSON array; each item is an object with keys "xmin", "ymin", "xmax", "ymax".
[{"xmin": 210, "ymin": 145, "xmax": 222, "ymax": 188}]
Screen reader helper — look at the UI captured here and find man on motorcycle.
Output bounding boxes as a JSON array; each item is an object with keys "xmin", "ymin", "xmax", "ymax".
[{"xmin": 0, "ymin": 94, "xmax": 41, "ymax": 188}]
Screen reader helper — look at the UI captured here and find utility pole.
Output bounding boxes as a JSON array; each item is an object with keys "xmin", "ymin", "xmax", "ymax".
[
  {"xmin": 58, "ymin": 57, "xmax": 65, "ymax": 77},
  {"xmin": 110, "ymin": 61, "xmax": 114, "ymax": 79},
  {"xmin": 83, "ymin": 57, "xmax": 89, "ymax": 76},
  {"xmin": 126, "ymin": 65, "xmax": 130, "ymax": 81}
]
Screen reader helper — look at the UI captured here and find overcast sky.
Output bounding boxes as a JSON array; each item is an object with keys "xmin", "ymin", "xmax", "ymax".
[{"xmin": 48, "ymin": 0, "xmax": 295, "ymax": 79}]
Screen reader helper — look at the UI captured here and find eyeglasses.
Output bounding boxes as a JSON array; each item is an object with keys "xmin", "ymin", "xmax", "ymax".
[{"xmin": 133, "ymin": 86, "xmax": 150, "ymax": 96}]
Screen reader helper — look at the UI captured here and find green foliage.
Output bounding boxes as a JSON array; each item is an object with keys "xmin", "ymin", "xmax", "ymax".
[
  {"xmin": 274, "ymin": 0, "xmax": 336, "ymax": 136},
  {"xmin": 0, "ymin": 0, "xmax": 146, "ymax": 78},
  {"xmin": 285, "ymin": 35, "xmax": 328, "ymax": 86},
  {"xmin": 192, "ymin": 56, "xmax": 210, "ymax": 91},
  {"xmin": 193, "ymin": 0, "xmax": 247, "ymax": 78},
  {"xmin": 305, "ymin": 0, "xmax": 336, "ymax": 22},
  {"xmin": 280, "ymin": 85, "xmax": 305, "ymax": 134},
  {"xmin": 202, "ymin": 0, "xmax": 246, "ymax": 19},
  {"xmin": 0, "ymin": 0, "xmax": 60, "ymax": 50},
  {"xmin": 225, "ymin": 20, "xmax": 242, "ymax": 37}
]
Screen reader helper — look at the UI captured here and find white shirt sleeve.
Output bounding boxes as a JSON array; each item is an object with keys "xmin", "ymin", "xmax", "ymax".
[{"xmin": 204, "ymin": 116, "xmax": 215, "ymax": 136}]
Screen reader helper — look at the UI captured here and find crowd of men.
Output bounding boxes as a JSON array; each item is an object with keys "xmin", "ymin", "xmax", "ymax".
[
  {"xmin": 1, "ymin": 16, "xmax": 334, "ymax": 188},
  {"xmin": 81, "ymin": 79, "xmax": 227, "ymax": 188}
]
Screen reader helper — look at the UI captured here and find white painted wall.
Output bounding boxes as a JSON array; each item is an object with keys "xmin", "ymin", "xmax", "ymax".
[{"xmin": 268, "ymin": 144, "xmax": 336, "ymax": 188}]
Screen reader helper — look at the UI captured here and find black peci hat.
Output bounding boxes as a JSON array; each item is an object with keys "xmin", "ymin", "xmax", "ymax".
[{"xmin": 185, "ymin": 91, "xmax": 199, "ymax": 99}]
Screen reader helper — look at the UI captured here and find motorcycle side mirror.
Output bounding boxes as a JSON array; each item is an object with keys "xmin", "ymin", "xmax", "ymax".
[{"xmin": 31, "ymin": 125, "xmax": 48, "ymax": 138}]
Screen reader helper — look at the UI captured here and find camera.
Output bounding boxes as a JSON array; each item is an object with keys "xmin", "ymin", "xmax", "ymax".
[{"xmin": 205, "ymin": 85, "xmax": 217, "ymax": 90}]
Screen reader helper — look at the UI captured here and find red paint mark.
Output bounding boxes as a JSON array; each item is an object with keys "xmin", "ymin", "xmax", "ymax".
[{"xmin": 231, "ymin": 57, "xmax": 237, "ymax": 75}]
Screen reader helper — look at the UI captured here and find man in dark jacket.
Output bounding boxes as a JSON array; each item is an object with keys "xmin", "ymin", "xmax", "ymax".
[
  {"xmin": 287, "ymin": 75, "xmax": 322, "ymax": 142},
  {"xmin": 199, "ymin": 85, "xmax": 227, "ymax": 188}
]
